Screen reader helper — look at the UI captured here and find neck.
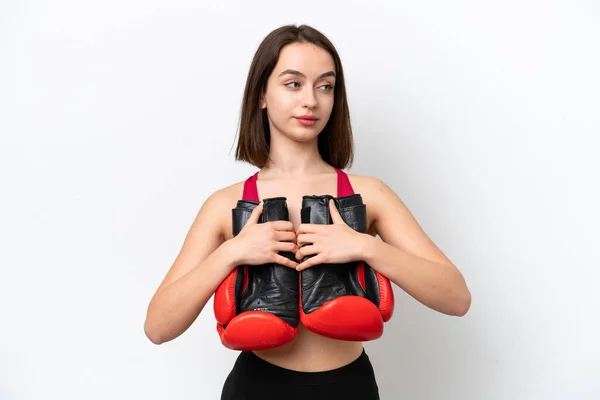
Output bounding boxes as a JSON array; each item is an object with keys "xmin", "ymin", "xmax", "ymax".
[{"xmin": 261, "ymin": 133, "xmax": 333, "ymax": 179}]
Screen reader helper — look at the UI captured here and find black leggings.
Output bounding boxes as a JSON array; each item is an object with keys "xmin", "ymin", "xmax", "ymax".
[{"xmin": 220, "ymin": 349, "xmax": 380, "ymax": 400}]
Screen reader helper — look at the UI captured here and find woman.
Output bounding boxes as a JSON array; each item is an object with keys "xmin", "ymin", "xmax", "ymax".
[{"xmin": 144, "ymin": 24, "xmax": 471, "ymax": 399}]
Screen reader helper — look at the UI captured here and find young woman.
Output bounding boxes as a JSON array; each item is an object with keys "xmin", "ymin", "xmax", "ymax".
[{"xmin": 144, "ymin": 24, "xmax": 471, "ymax": 400}]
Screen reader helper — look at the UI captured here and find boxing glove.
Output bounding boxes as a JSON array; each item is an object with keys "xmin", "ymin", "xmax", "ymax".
[
  {"xmin": 214, "ymin": 197, "xmax": 299, "ymax": 351},
  {"xmin": 299, "ymin": 194, "xmax": 394, "ymax": 341}
]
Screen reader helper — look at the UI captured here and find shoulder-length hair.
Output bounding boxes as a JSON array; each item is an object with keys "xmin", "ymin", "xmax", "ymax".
[{"xmin": 234, "ymin": 24, "xmax": 354, "ymax": 170}]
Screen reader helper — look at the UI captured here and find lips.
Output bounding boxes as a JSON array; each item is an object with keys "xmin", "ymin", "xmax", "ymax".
[
  {"xmin": 296, "ymin": 115, "xmax": 318, "ymax": 121},
  {"xmin": 295, "ymin": 117, "xmax": 317, "ymax": 126}
]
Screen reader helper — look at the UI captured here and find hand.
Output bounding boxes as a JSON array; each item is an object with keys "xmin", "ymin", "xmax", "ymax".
[
  {"xmin": 230, "ymin": 202, "xmax": 300, "ymax": 270},
  {"xmin": 294, "ymin": 199, "xmax": 366, "ymax": 271}
]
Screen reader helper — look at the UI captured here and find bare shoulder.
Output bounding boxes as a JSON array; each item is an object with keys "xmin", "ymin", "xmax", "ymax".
[
  {"xmin": 346, "ymin": 173, "xmax": 395, "ymax": 213},
  {"xmin": 347, "ymin": 173, "xmax": 455, "ymax": 267},
  {"xmin": 199, "ymin": 180, "xmax": 246, "ymax": 239},
  {"xmin": 346, "ymin": 173, "xmax": 387, "ymax": 195},
  {"xmin": 213, "ymin": 180, "xmax": 246, "ymax": 240},
  {"xmin": 345, "ymin": 174, "xmax": 391, "ymax": 235},
  {"xmin": 347, "ymin": 172, "xmax": 414, "ymax": 229},
  {"xmin": 153, "ymin": 180, "xmax": 245, "ymax": 291},
  {"xmin": 215, "ymin": 180, "xmax": 245, "ymax": 205}
]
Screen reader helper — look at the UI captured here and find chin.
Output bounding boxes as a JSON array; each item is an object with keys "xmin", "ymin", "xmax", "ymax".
[
  {"xmin": 288, "ymin": 130, "xmax": 321, "ymax": 143},
  {"xmin": 270, "ymin": 120, "xmax": 323, "ymax": 142},
  {"xmin": 290, "ymin": 122, "xmax": 324, "ymax": 141}
]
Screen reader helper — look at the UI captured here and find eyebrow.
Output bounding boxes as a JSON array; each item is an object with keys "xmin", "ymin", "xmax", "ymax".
[{"xmin": 278, "ymin": 69, "xmax": 336, "ymax": 80}]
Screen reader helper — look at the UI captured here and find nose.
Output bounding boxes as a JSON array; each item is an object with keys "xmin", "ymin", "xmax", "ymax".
[{"xmin": 302, "ymin": 87, "xmax": 318, "ymax": 109}]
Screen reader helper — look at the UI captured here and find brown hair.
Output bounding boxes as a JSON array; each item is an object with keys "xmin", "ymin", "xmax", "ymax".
[{"xmin": 234, "ymin": 24, "xmax": 354, "ymax": 170}]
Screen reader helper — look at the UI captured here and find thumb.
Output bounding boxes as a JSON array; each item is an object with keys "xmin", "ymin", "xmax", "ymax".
[
  {"xmin": 246, "ymin": 202, "xmax": 263, "ymax": 225},
  {"xmin": 329, "ymin": 199, "xmax": 344, "ymax": 224}
]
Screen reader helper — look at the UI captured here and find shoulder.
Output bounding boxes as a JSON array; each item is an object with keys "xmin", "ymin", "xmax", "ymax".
[
  {"xmin": 346, "ymin": 173, "xmax": 388, "ymax": 193},
  {"xmin": 346, "ymin": 173, "xmax": 395, "ymax": 203},
  {"xmin": 201, "ymin": 179, "xmax": 246, "ymax": 240},
  {"xmin": 150, "ymin": 179, "xmax": 247, "ymax": 292},
  {"xmin": 346, "ymin": 173, "xmax": 405, "ymax": 222},
  {"xmin": 210, "ymin": 179, "xmax": 245, "ymax": 204}
]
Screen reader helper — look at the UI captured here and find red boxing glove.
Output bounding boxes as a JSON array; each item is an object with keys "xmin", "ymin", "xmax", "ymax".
[
  {"xmin": 299, "ymin": 194, "xmax": 394, "ymax": 341},
  {"xmin": 213, "ymin": 197, "xmax": 299, "ymax": 351}
]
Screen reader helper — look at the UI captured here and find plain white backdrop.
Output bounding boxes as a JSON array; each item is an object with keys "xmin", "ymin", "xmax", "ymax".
[{"xmin": 1, "ymin": 0, "xmax": 599, "ymax": 399}]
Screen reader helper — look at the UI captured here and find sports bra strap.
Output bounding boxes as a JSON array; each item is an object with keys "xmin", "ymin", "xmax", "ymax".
[
  {"xmin": 242, "ymin": 172, "xmax": 260, "ymax": 201},
  {"xmin": 241, "ymin": 167, "xmax": 355, "ymax": 200},
  {"xmin": 333, "ymin": 167, "xmax": 355, "ymax": 197}
]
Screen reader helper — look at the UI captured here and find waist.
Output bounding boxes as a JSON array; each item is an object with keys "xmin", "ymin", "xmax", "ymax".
[
  {"xmin": 238, "ymin": 347, "xmax": 374, "ymax": 386},
  {"xmin": 252, "ymin": 325, "xmax": 364, "ymax": 372}
]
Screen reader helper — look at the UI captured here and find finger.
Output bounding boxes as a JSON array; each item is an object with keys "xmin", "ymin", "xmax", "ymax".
[
  {"xmin": 246, "ymin": 203, "xmax": 263, "ymax": 225},
  {"xmin": 329, "ymin": 199, "xmax": 344, "ymax": 224},
  {"xmin": 267, "ymin": 220, "xmax": 295, "ymax": 232},
  {"xmin": 296, "ymin": 254, "xmax": 323, "ymax": 271},
  {"xmin": 295, "ymin": 244, "xmax": 319, "ymax": 261},
  {"xmin": 296, "ymin": 233, "xmax": 317, "ymax": 246},
  {"xmin": 296, "ymin": 223, "xmax": 321, "ymax": 235},
  {"xmin": 274, "ymin": 253, "xmax": 299, "ymax": 269},
  {"xmin": 275, "ymin": 241, "xmax": 299, "ymax": 254},
  {"xmin": 275, "ymin": 231, "xmax": 297, "ymax": 243}
]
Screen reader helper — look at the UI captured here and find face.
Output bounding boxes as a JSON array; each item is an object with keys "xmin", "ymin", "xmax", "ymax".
[{"xmin": 260, "ymin": 42, "xmax": 336, "ymax": 143}]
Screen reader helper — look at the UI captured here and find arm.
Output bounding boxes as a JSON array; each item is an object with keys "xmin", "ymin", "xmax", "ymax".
[
  {"xmin": 360, "ymin": 178, "xmax": 471, "ymax": 316},
  {"xmin": 143, "ymin": 190, "xmax": 237, "ymax": 345}
]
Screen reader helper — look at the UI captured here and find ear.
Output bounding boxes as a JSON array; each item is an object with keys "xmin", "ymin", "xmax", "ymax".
[{"xmin": 260, "ymin": 95, "xmax": 267, "ymax": 109}]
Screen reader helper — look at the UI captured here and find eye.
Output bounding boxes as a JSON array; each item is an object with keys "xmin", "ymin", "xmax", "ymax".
[{"xmin": 285, "ymin": 81, "xmax": 334, "ymax": 91}]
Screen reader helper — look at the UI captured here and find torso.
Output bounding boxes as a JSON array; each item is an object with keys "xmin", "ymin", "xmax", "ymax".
[{"xmin": 218, "ymin": 169, "xmax": 378, "ymax": 372}]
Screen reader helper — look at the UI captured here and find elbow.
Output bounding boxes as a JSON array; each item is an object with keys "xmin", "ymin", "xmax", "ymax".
[
  {"xmin": 144, "ymin": 326, "xmax": 162, "ymax": 345},
  {"xmin": 144, "ymin": 318, "xmax": 165, "ymax": 345},
  {"xmin": 453, "ymin": 290, "xmax": 472, "ymax": 317}
]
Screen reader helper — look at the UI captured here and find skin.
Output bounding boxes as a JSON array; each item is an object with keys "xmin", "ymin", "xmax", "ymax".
[{"xmin": 144, "ymin": 42, "xmax": 472, "ymax": 372}]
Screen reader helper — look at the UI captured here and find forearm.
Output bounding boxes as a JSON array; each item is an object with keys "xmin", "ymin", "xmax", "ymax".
[
  {"xmin": 144, "ymin": 240, "xmax": 238, "ymax": 344},
  {"xmin": 361, "ymin": 235, "xmax": 471, "ymax": 316}
]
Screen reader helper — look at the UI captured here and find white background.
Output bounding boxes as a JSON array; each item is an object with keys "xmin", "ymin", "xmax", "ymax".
[{"xmin": 1, "ymin": 1, "xmax": 599, "ymax": 399}]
